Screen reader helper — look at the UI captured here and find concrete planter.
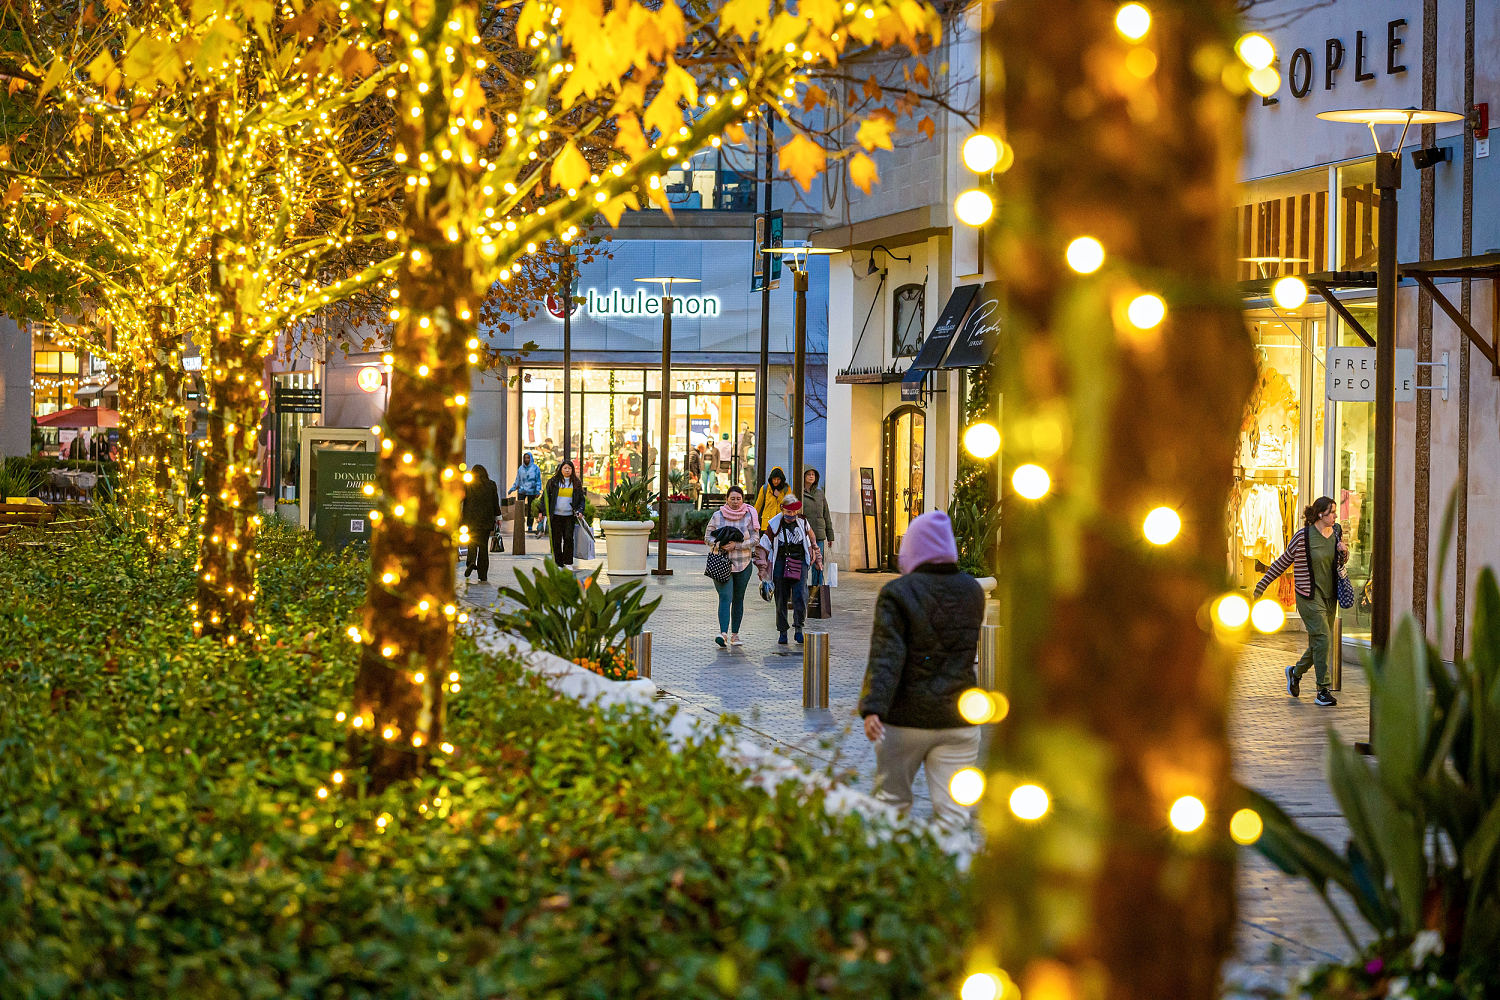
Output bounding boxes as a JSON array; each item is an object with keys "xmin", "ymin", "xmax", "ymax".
[{"xmin": 599, "ymin": 519, "xmax": 654, "ymax": 576}]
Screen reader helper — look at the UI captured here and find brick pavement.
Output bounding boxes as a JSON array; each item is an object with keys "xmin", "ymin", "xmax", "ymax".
[{"xmin": 462, "ymin": 537, "xmax": 1373, "ymax": 990}]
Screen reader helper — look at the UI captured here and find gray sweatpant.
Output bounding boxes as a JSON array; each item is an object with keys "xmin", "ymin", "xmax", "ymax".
[{"xmin": 872, "ymin": 724, "xmax": 982, "ymax": 826}]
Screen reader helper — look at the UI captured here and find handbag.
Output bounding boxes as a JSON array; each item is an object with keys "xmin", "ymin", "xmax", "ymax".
[
  {"xmin": 490, "ymin": 532, "xmax": 503, "ymax": 553},
  {"xmin": 705, "ymin": 548, "xmax": 733, "ymax": 583},
  {"xmin": 1336, "ymin": 565, "xmax": 1355, "ymax": 609}
]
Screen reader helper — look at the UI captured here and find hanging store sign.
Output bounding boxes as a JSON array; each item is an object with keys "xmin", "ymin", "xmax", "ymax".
[
  {"xmin": 275, "ymin": 385, "xmax": 323, "ymax": 413},
  {"xmin": 1325, "ymin": 346, "xmax": 1417, "ymax": 402}
]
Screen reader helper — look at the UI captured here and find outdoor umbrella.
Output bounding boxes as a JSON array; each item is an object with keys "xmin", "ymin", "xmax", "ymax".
[{"xmin": 35, "ymin": 406, "xmax": 120, "ymax": 429}]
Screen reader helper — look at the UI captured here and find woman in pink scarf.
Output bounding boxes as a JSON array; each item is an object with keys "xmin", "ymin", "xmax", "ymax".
[{"xmin": 704, "ymin": 485, "xmax": 760, "ymax": 647}]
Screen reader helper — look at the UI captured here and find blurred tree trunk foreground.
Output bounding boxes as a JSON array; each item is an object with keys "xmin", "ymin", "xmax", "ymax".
[{"xmin": 974, "ymin": 1, "xmax": 1255, "ymax": 998}]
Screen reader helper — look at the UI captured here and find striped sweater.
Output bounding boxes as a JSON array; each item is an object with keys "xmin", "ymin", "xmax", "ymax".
[{"xmin": 1254, "ymin": 523, "xmax": 1345, "ymax": 600}]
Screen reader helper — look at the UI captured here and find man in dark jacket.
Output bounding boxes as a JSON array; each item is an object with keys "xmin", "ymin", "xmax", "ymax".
[
  {"xmin": 461, "ymin": 465, "xmax": 502, "ymax": 583},
  {"xmin": 857, "ymin": 510, "xmax": 984, "ymax": 824}
]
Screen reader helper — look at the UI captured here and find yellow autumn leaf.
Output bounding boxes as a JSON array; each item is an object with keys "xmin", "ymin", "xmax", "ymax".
[
  {"xmin": 598, "ymin": 191, "xmax": 638, "ymax": 228},
  {"xmin": 86, "ymin": 50, "xmax": 117, "ymax": 87},
  {"xmin": 3, "ymin": 180, "xmax": 23, "ymax": 206},
  {"xmin": 720, "ymin": 0, "xmax": 768, "ymax": 41},
  {"xmin": 35, "ymin": 59, "xmax": 67, "ymax": 104},
  {"xmin": 798, "ymin": 0, "xmax": 844, "ymax": 32},
  {"xmin": 549, "ymin": 140, "xmax": 590, "ymax": 192},
  {"xmin": 0, "ymin": 145, "xmax": 9, "ymax": 167},
  {"xmin": 848, "ymin": 152, "xmax": 879, "ymax": 194},
  {"xmin": 778, "ymin": 135, "xmax": 826, "ymax": 192},
  {"xmin": 515, "ymin": 1, "xmax": 549, "ymax": 44},
  {"xmin": 613, "ymin": 115, "xmax": 650, "ymax": 159},
  {"xmin": 856, "ymin": 113, "xmax": 895, "ymax": 152},
  {"xmin": 722, "ymin": 123, "xmax": 749, "ymax": 146}
]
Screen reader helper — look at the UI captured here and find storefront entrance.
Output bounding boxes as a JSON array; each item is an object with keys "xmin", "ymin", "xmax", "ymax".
[{"xmin": 882, "ymin": 405, "xmax": 924, "ymax": 572}]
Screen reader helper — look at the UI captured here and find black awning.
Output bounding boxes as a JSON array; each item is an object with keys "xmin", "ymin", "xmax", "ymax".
[
  {"xmin": 939, "ymin": 280, "xmax": 1003, "ymax": 368},
  {"xmin": 906, "ymin": 284, "xmax": 980, "ymax": 372}
]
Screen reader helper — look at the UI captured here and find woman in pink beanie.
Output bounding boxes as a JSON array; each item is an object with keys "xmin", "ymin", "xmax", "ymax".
[{"xmin": 857, "ymin": 510, "xmax": 984, "ymax": 825}]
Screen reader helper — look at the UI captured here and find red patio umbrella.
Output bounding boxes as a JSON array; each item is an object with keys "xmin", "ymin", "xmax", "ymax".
[{"xmin": 35, "ymin": 406, "xmax": 120, "ymax": 429}]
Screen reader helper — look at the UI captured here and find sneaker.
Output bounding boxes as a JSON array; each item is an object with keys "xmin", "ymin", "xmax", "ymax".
[
  {"xmin": 794, "ymin": 630, "xmax": 804, "ymax": 644},
  {"xmin": 715, "ymin": 633, "xmax": 727, "ymax": 648},
  {"xmin": 777, "ymin": 631, "xmax": 788, "ymax": 645},
  {"xmin": 1315, "ymin": 688, "xmax": 1337, "ymax": 707},
  {"xmin": 1285, "ymin": 665, "xmax": 1301, "ymax": 698},
  {"xmin": 729, "ymin": 634, "xmax": 743, "ymax": 646}
]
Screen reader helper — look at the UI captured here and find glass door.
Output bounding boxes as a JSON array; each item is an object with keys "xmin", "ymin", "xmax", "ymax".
[{"xmin": 882, "ymin": 406, "xmax": 926, "ymax": 571}]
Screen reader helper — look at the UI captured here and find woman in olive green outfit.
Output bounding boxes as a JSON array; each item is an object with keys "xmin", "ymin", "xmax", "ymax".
[{"xmin": 1253, "ymin": 496, "xmax": 1348, "ymax": 707}]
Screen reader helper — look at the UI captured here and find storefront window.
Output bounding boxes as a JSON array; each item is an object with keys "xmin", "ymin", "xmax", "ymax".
[
  {"xmin": 519, "ymin": 366, "xmax": 762, "ymax": 496},
  {"xmin": 1337, "ymin": 161, "xmax": 1379, "ymax": 270},
  {"xmin": 1234, "ymin": 168, "xmax": 1326, "ymax": 282},
  {"xmin": 1332, "ymin": 301, "xmax": 1376, "ymax": 637}
]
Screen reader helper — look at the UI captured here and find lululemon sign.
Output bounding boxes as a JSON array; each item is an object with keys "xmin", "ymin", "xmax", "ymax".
[{"xmin": 544, "ymin": 287, "xmax": 722, "ymax": 321}]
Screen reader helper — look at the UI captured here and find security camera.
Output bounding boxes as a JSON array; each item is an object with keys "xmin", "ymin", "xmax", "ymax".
[{"xmin": 1410, "ymin": 146, "xmax": 1451, "ymax": 170}]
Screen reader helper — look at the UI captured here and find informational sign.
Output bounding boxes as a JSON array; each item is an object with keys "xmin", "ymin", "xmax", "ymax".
[
  {"xmin": 276, "ymin": 385, "xmax": 322, "ymax": 414},
  {"xmin": 313, "ymin": 449, "xmax": 377, "ymax": 549},
  {"xmin": 858, "ymin": 466, "xmax": 882, "ymax": 572},
  {"xmin": 859, "ymin": 467, "xmax": 878, "ymax": 517},
  {"xmin": 751, "ymin": 210, "xmax": 783, "ymax": 291},
  {"xmin": 1327, "ymin": 347, "xmax": 1376, "ymax": 400}
]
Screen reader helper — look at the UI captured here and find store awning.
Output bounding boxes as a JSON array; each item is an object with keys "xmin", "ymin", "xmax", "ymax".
[
  {"xmin": 938, "ymin": 280, "xmax": 1003, "ymax": 368},
  {"xmin": 900, "ymin": 283, "xmax": 981, "ymax": 400},
  {"xmin": 35, "ymin": 406, "xmax": 119, "ymax": 428},
  {"xmin": 75, "ymin": 380, "xmax": 119, "ymax": 398}
]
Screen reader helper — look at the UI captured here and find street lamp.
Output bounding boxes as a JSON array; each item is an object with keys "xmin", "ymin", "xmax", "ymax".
[
  {"xmin": 762, "ymin": 246, "xmax": 843, "ymax": 490},
  {"xmin": 636, "ymin": 276, "xmax": 699, "ymax": 577},
  {"xmin": 1314, "ymin": 107, "xmax": 1463, "ymax": 654}
]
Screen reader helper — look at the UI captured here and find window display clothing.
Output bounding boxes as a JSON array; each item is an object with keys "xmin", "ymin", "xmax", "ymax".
[{"xmin": 1238, "ymin": 484, "xmax": 1286, "ymax": 565}]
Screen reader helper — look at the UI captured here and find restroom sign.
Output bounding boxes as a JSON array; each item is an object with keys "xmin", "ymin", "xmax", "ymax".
[{"xmin": 1327, "ymin": 347, "xmax": 1376, "ymax": 401}]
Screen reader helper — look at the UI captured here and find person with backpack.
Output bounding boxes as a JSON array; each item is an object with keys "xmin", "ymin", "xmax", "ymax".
[
  {"xmin": 704, "ymin": 485, "xmax": 760, "ymax": 648},
  {"xmin": 461, "ymin": 465, "xmax": 501, "ymax": 583},
  {"xmin": 758, "ymin": 494, "xmax": 822, "ymax": 645},
  {"xmin": 1254, "ymin": 496, "xmax": 1349, "ymax": 707},
  {"xmin": 509, "ymin": 452, "xmax": 542, "ymax": 532}
]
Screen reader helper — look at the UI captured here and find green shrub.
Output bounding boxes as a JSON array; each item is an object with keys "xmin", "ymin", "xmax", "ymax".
[
  {"xmin": 493, "ymin": 560, "xmax": 659, "ymax": 679},
  {"xmin": 1242, "ymin": 569, "xmax": 1500, "ymax": 997},
  {"xmin": 674, "ymin": 508, "xmax": 713, "ymax": 540},
  {"xmin": 0, "ymin": 523, "xmax": 968, "ymax": 998},
  {"xmin": 599, "ymin": 474, "xmax": 657, "ymax": 522}
]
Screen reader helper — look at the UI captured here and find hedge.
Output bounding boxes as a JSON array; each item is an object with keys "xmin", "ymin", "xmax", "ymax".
[{"xmin": 0, "ymin": 520, "xmax": 969, "ymax": 998}]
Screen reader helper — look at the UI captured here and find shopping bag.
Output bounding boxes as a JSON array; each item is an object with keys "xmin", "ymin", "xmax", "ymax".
[
  {"xmin": 490, "ymin": 532, "xmax": 503, "ymax": 553},
  {"xmin": 826, "ymin": 562, "xmax": 838, "ymax": 588},
  {"xmin": 575, "ymin": 521, "xmax": 596, "ymax": 560},
  {"xmin": 807, "ymin": 584, "xmax": 833, "ymax": 619}
]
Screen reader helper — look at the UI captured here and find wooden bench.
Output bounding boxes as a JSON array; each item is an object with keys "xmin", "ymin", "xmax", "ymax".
[{"xmin": 0, "ymin": 502, "xmax": 93, "ymax": 541}]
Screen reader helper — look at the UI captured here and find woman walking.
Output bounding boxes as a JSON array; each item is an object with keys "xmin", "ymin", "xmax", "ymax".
[
  {"xmin": 1254, "ymin": 496, "xmax": 1348, "ymax": 707},
  {"xmin": 753, "ymin": 466, "xmax": 790, "ymax": 532},
  {"xmin": 461, "ymin": 465, "xmax": 501, "ymax": 583},
  {"xmin": 704, "ymin": 485, "xmax": 760, "ymax": 648},
  {"xmin": 545, "ymin": 459, "xmax": 587, "ymax": 568},
  {"xmin": 758, "ymin": 494, "xmax": 822, "ymax": 645},
  {"xmin": 857, "ymin": 510, "xmax": 984, "ymax": 826}
]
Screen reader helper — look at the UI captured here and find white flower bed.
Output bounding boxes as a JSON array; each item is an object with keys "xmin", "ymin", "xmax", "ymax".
[{"xmin": 470, "ymin": 620, "xmax": 977, "ymax": 865}]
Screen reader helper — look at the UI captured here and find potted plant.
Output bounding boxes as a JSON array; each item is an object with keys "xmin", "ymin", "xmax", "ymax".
[
  {"xmin": 666, "ymin": 469, "xmax": 695, "ymax": 535},
  {"xmin": 597, "ymin": 475, "xmax": 657, "ymax": 577},
  {"xmin": 494, "ymin": 561, "xmax": 661, "ymax": 680}
]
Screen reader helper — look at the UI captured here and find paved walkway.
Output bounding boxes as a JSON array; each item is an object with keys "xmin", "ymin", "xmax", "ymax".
[{"xmin": 461, "ymin": 537, "xmax": 1370, "ymax": 990}]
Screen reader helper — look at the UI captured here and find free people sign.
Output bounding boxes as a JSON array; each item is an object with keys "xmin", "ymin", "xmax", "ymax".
[{"xmin": 1326, "ymin": 346, "xmax": 1417, "ymax": 402}]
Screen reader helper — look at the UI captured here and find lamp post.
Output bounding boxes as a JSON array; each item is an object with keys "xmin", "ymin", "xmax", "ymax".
[
  {"xmin": 1315, "ymin": 108, "xmax": 1463, "ymax": 655},
  {"xmin": 763, "ymin": 246, "xmax": 842, "ymax": 496},
  {"xmin": 636, "ymin": 276, "xmax": 699, "ymax": 577}
]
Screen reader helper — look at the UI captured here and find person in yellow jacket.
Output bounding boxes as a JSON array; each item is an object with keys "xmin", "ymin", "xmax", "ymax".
[{"xmin": 753, "ymin": 467, "xmax": 790, "ymax": 534}]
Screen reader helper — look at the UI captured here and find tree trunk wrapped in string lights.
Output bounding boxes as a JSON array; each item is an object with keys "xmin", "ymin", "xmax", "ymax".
[
  {"xmin": 346, "ymin": 0, "xmax": 487, "ymax": 787},
  {"xmin": 966, "ymin": 2, "xmax": 1255, "ymax": 998}
]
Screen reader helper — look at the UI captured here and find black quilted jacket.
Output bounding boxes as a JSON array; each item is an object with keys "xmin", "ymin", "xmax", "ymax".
[{"xmin": 857, "ymin": 564, "xmax": 984, "ymax": 729}]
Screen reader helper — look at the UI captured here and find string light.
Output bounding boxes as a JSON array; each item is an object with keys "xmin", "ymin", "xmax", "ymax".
[
  {"xmin": 1235, "ymin": 33, "xmax": 1276, "ymax": 70},
  {"xmin": 1065, "ymin": 236, "xmax": 1105, "ymax": 274},
  {"xmin": 1213, "ymin": 594, "xmax": 1251, "ymax": 629},
  {"xmin": 1271, "ymin": 275, "xmax": 1308, "ymax": 309},
  {"xmin": 1126, "ymin": 293, "xmax": 1167, "ymax": 330},
  {"xmin": 1168, "ymin": 795, "xmax": 1207, "ymax": 833},
  {"xmin": 949, "ymin": 768, "xmax": 987, "ymax": 806},
  {"xmin": 1114, "ymin": 3, "xmax": 1151, "ymax": 40},
  {"xmin": 1142, "ymin": 506, "xmax": 1181, "ymax": 545},
  {"xmin": 962, "ymin": 422, "xmax": 1001, "ymax": 459},
  {"xmin": 1229, "ymin": 808, "xmax": 1264, "ymax": 845},
  {"xmin": 1008, "ymin": 784, "xmax": 1050, "ymax": 821},
  {"xmin": 954, "ymin": 189, "xmax": 995, "ymax": 226},
  {"xmin": 1011, "ymin": 464, "xmax": 1051, "ymax": 499},
  {"xmin": 1250, "ymin": 598, "xmax": 1286, "ymax": 633}
]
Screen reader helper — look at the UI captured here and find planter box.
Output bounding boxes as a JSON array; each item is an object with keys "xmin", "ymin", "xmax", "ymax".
[{"xmin": 599, "ymin": 519, "xmax": 654, "ymax": 577}]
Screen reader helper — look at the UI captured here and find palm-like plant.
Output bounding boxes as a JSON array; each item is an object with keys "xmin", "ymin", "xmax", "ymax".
[
  {"xmin": 1242, "ymin": 564, "xmax": 1500, "ymax": 993},
  {"xmin": 493, "ymin": 560, "xmax": 661, "ymax": 676},
  {"xmin": 599, "ymin": 475, "xmax": 657, "ymax": 522}
]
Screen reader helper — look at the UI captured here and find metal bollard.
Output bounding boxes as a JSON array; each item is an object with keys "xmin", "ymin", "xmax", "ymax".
[
  {"xmin": 628, "ymin": 631, "xmax": 652, "ymax": 679},
  {"xmin": 977, "ymin": 623, "xmax": 1001, "ymax": 692},
  {"xmin": 1332, "ymin": 616, "xmax": 1342, "ymax": 692},
  {"xmin": 803, "ymin": 631, "xmax": 829, "ymax": 709}
]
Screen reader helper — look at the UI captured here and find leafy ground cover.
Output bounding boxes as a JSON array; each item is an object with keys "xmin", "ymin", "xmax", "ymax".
[{"xmin": 0, "ymin": 522, "xmax": 968, "ymax": 998}]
